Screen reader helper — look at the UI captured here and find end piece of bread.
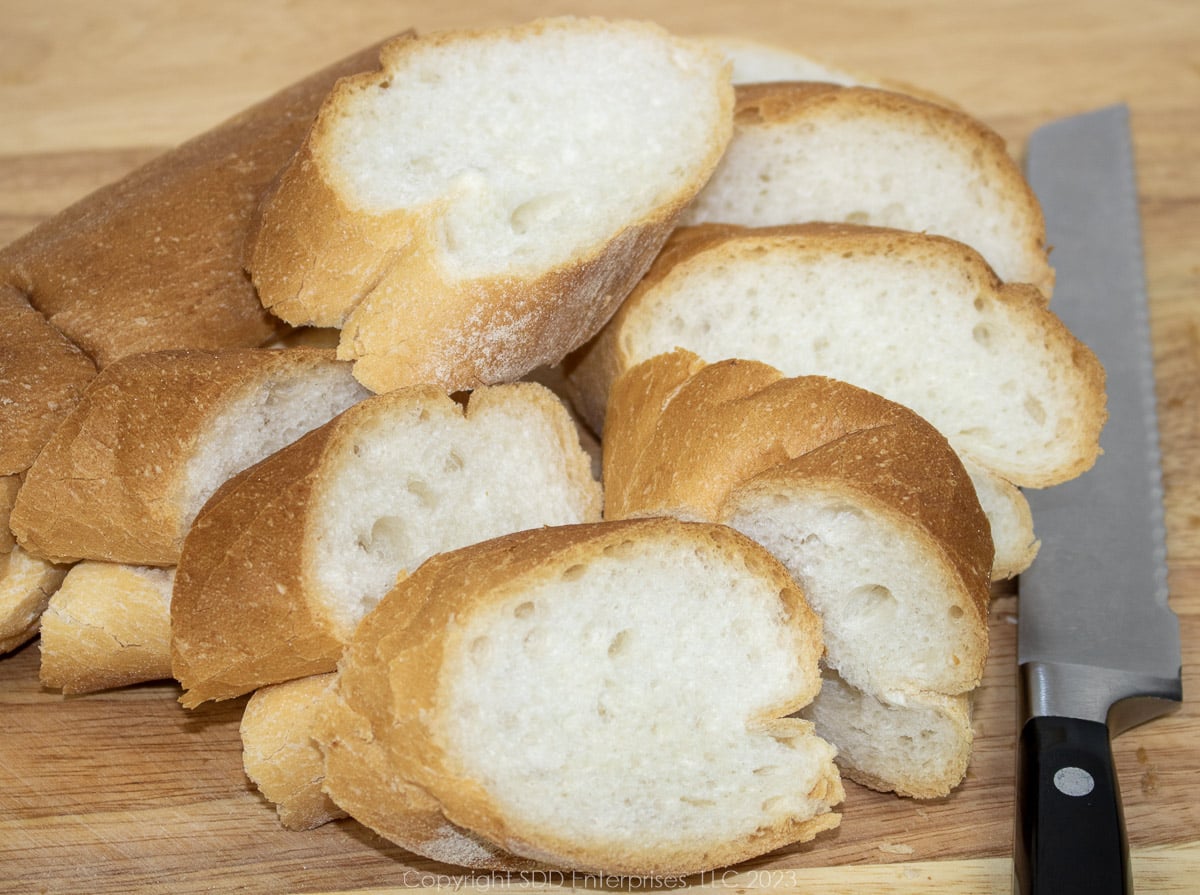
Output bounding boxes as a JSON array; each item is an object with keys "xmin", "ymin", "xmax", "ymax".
[
  {"xmin": 319, "ymin": 518, "xmax": 842, "ymax": 875},
  {"xmin": 679, "ymin": 83, "xmax": 1053, "ymax": 295},
  {"xmin": 171, "ymin": 382, "xmax": 602, "ymax": 707},
  {"xmin": 38, "ymin": 562, "xmax": 173, "ymax": 694},
  {"xmin": 248, "ymin": 17, "xmax": 734, "ymax": 394},
  {"xmin": 0, "ymin": 545, "xmax": 70, "ymax": 655},
  {"xmin": 0, "ymin": 286, "xmax": 97, "ymax": 477},
  {"xmin": 10, "ymin": 348, "xmax": 368, "ymax": 566},
  {"xmin": 569, "ymin": 223, "xmax": 1104, "ymax": 488},
  {"xmin": 0, "ymin": 41, "xmax": 394, "ymax": 368},
  {"xmin": 241, "ymin": 674, "xmax": 347, "ymax": 831},
  {"xmin": 800, "ymin": 667, "xmax": 973, "ymax": 799}
]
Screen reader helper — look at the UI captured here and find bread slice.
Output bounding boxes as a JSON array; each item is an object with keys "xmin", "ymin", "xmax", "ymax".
[
  {"xmin": 678, "ymin": 83, "xmax": 1053, "ymax": 295},
  {"xmin": 10, "ymin": 348, "xmax": 368, "ymax": 566},
  {"xmin": 701, "ymin": 35, "xmax": 958, "ymax": 109},
  {"xmin": 38, "ymin": 562, "xmax": 174, "ymax": 694},
  {"xmin": 241, "ymin": 674, "xmax": 347, "ymax": 831},
  {"xmin": 963, "ymin": 458, "xmax": 1039, "ymax": 579},
  {"xmin": 248, "ymin": 17, "xmax": 734, "ymax": 394},
  {"xmin": 0, "ymin": 285, "xmax": 96, "ymax": 477},
  {"xmin": 601, "ymin": 352, "xmax": 990, "ymax": 797},
  {"xmin": 569, "ymin": 223, "xmax": 1105, "ymax": 489},
  {"xmin": 0, "ymin": 546, "xmax": 69, "ymax": 655},
  {"xmin": 0, "ymin": 40, "xmax": 394, "ymax": 369},
  {"xmin": 800, "ymin": 667, "xmax": 973, "ymax": 799},
  {"xmin": 319, "ymin": 518, "xmax": 842, "ymax": 875},
  {"xmin": 171, "ymin": 382, "xmax": 602, "ymax": 707},
  {"xmin": 604, "ymin": 350, "xmax": 991, "ymax": 693}
]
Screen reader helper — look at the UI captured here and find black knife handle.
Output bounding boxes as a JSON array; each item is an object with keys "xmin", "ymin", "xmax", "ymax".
[{"xmin": 1014, "ymin": 715, "xmax": 1132, "ymax": 894}]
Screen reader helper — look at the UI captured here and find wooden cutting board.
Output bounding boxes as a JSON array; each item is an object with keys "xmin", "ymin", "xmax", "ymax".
[
  {"xmin": 2, "ymin": 593, "xmax": 1197, "ymax": 894},
  {"xmin": 2, "ymin": 2, "xmax": 1199, "ymax": 892}
]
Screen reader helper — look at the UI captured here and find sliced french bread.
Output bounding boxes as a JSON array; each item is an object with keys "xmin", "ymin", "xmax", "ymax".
[
  {"xmin": 569, "ymin": 223, "xmax": 1104, "ymax": 489},
  {"xmin": 963, "ymin": 458, "xmax": 1039, "ymax": 579},
  {"xmin": 38, "ymin": 562, "xmax": 174, "ymax": 694},
  {"xmin": 319, "ymin": 518, "xmax": 842, "ymax": 875},
  {"xmin": 602, "ymin": 351, "xmax": 991, "ymax": 796},
  {"xmin": 701, "ymin": 36, "xmax": 959, "ymax": 109},
  {"xmin": 248, "ymin": 17, "xmax": 734, "ymax": 394},
  {"xmin": 0, "ymin": 546, "xmax": 69, "ymax": 655},
  {"xmin": 10, "ymin": 348, "xmax": 368, "ymax": 566},
  {"xmin": 171, "ymin": 382, "xmax": 602, "ymax": 707},
  {"xmin": 241, "ymin": 674, "xmax": 347, "ymax": 831},
  {"xmin": 801, "ymin": 667, "xmax": 973, "ymax": 800},
  {"xmin": 678, "ymin": 82, "xmax": 1054, "ymax": 295}
]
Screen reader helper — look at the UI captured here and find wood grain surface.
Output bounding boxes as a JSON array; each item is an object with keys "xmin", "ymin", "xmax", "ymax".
[{"xmin": 2, "ymin": 1, "xmax": 1199, "ymax": 893}]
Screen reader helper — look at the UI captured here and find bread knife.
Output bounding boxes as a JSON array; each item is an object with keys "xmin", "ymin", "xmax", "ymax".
[{"xmin": 1015, "ymin": 104, "xmax": 1182, "ymax": 894}]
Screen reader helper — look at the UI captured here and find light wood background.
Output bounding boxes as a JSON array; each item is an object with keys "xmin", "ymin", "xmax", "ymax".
[{"xmin": 2, "ymin": 1, "xmax": 1198, "ymax": 892}]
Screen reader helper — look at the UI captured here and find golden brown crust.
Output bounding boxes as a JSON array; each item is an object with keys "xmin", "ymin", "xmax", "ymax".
[
  {"xmin": 0, "ymin": 286, "xmax": 97, "ymax": 476},
  {"xmin": 0, "ymin": 40, "xmax": 401, "ymax": 368},
  {"xmin": 605, "ymin": 352, "xmax": 993, "ymax": 624},
  {"xmin": 324, "ymin": 518, "xmax": 837, "ymax": 875},
  {"xmin": 9, "ymin": 347, "xmax": 345, "ymax": 567},
  {"xmin": 240, "ymin": 674, "xmax": 348, "ymax": 831},
  {"xmin": 0, "ymin": 475, "xmax": 21, "ymax": 554},
  {"xmin": 38, "ymin": 562, "xmax": 173, "ymax": 694},
  {"xmin": 248, "ymin": 21, "xmax": 734, "ymax": 395},
  {"xmin": 171, "ymin": 417, "xmax": 343, "ymax": 708},
  {"xmin": 0, "ymin": 546, "xmax": 69, "ymax": 655}
]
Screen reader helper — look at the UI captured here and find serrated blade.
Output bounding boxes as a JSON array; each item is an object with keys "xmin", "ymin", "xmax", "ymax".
[{"xmin": 1020, "ymin": 104, "xmax": 1181, "ymax": 728}]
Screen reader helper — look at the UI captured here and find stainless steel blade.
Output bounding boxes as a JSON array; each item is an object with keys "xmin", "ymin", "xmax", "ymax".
[{"xmin": 1020, "ymin": 104, "xmax": 1181, "ymax": 730}]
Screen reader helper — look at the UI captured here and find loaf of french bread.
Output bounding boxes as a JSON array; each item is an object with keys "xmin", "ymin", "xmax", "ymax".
[{"xmin": 0, "ymin": 41, "xmax": 393, "ymax": 369}]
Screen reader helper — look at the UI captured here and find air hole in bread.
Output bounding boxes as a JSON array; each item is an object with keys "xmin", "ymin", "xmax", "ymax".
[
  {"xmin": 522, "ymin": 626, "xmax": 548, "ymax": 657},
  {"xmin": 509, "ymin": 193, "xmax": 570, "ymax": 235},
  {"xmin": 513, "ymin": 601, "xmax": 536, "ymax": 619},
  {"xmin": 1023, "ymin": 394, "xmax": 1047, "ymax": 426},
  {"xmin": 948, "ymin": 604, "xmax": 964, "ymax": 620},
  {"xmin": 607, "ymin": 628, "xmax": 632, "ymax": 658},
  {"xmin": 405, "ymin": 477, "xmax": 438, "ymax": 509},
  {"xmin": 561, "ymin": 563, "xmax": 586, "ymax": 582},
  {"xmin": 682, "ymin": 795, "xmax": 717, "ymax": 808},
  {"xmin": 845, "ymin": 584, "xmax": 898, "ymax": 623},
  {"xmin": 973, "ymin": 295, "xmax": 987, "ymax": 312},
  {"xmin": 753, "ymin": 765, "xmax": 780, "ymax": 776},
  {"xmin": 972, "ymin": 322, "xmax": 993, "ymax": 347},
  {"xmin": 443, "ymin": 450, "xmax": 465, "ymax": 472},
  {"xmin": 761, "ymin": 795, "xmax": 786, "ymax": 813},
  {"xmin": 470, "ymin": 635, "xmax": 490, "ymax": 659},
  {"xmin": 844, "ymin": 211, "xmax": 870, "ymax": 224},
  {"xmin": 357, "ymin": 516, "xmax": 409, "ymax": 562}
]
